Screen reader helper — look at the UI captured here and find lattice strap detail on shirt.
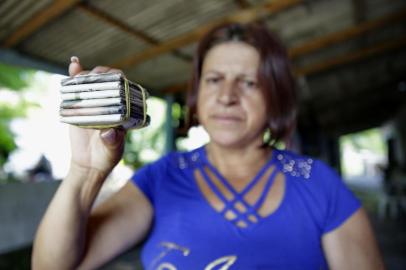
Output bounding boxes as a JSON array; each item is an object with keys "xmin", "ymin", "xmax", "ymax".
[{"xmin": 196, "ymin": 163, "xmax": 280, "ymax": 228}]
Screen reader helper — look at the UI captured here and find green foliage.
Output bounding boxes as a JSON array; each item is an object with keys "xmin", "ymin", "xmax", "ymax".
[
  {"xmin": 339, "ymin": 128, "xmax": 387, "ymax": 178},
  {"xmin": 0, "ymin": 63, "xmax": 34, "ymax": 90},
  {"xmin": 0, "ymin": 63, "xmax": 36, "ymax": 168},
  {"xmin": 341, "ymin": 128, "xmax": 386, "ymax": 154},
  {"xmin": 0, "ymin": 102, "xmax": 33, "ymax": 167},
  {"xmin": 123, "ymin": 97, "xmax": 166, "ymax": 169},
  {"xmin": 0, "ymin": 121, "xmax": 16, "ymax": 166}
]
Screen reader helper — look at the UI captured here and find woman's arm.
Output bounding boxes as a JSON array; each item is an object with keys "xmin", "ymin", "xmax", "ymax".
[
  {"xmin": 322, "ymin": 208, "xmax": 385, "ymax": 270},
  {"xmin": 79, "ymin": 181, "xmax": 153, "ymax": 270},
  {"xmin": 31, "ymin": 58, "xmax": 153, "ymax": 270},
  {"xmin": 32, "ymin": 172, "xmax": 153, "ymax": 270}
]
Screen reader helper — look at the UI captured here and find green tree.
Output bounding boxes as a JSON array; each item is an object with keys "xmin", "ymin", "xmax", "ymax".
[
  {"xmin": 123, "ymin": 97, "xmax": 167, "ymax": 169},
  {"xmin": 0, "ymin": 63, "xmax": 35, "ymax": 167}
]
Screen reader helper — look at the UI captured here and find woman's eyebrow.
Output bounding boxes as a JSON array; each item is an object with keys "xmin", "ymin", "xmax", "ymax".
[
  {"xmin": 202, "ymin": 70, "xmax": 222, "ymax": 76},
  {"xmin": 239, "ymin": 73, "xmax": 257, "ymax": 78},
  {"xmin": 234, "ymin": 72, "xmax": 258, "ymax": 81}
]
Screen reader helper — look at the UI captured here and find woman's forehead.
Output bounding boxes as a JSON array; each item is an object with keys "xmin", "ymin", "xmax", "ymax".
[{"xmin": 202, "ymin": 41, "xmax": 260, "ymax": 75}]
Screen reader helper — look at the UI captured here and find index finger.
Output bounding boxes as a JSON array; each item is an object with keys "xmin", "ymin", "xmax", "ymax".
[{"xmin": 89, "ymin": 66, "xmax": 124, "ymax": 76}]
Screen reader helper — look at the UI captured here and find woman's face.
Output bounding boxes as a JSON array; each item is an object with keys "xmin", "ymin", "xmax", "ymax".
[{"xmin": 197, "ymin": 41, "xmax": 268, "ymax": 149}]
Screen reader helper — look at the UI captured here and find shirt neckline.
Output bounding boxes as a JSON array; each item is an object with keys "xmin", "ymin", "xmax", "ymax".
[{"xmin": 197, "ymin": 145, "xmax": 278, "ymax": 195}]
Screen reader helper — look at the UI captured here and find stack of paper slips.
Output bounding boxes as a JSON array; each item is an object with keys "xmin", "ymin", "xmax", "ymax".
[{"xmin": 59, "ymin": 72, "xmax": 150, "ymax": 129}]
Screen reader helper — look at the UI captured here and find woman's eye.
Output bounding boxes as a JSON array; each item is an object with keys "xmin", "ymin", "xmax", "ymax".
[
  {"xmin": 205, "ymin": 77, "xmax": 220, "ymax": 84},
  {"xmin": 242, "ymin": 80, "xmax": 257, "ymax": 89}
]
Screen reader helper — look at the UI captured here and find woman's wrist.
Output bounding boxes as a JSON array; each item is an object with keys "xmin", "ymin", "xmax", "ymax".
[
  {"xmin": 65, "ymin": 162, "xmax": 110, "ymax": 211},
  {"xmin": 67, "ymin": 162, "xmax": 110, "ymax": 182}
]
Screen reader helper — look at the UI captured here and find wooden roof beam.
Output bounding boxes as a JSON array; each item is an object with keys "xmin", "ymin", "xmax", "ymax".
[
  {"xmin": 294, "ymin": 36, "xmax": 406, "ymax": 76},
  {"xmin": 162, "ymin": 36, "xmax": 406, "ymax": 94},
  {"xmin": 289, "ymin": 8, "xmax": 406, "ymax": 59},
  {"xmin": 351, "ymin": 0, "xmax": 367, "ymax": 23},
  {"xmin": 77, "ymin": 3, "xmax": 158, "ymax": 45},
  {"xmin": 77, "ymin": 3, "xmax": 191, "ymax": 62},
  {"xmin": 234, "ymin": 0, "xmax": 251, "ymax": 9},
  {"xmin": 2, "ymin": 0, "xmax": 81, "ymax": 48},
  {"xmin": 111, "ymin": 0, "xmax": 303, "ymax": 69}
]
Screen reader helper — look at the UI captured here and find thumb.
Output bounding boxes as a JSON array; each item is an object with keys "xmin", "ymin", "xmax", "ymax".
[
  {"xmin": 100, "ymin": 128, "xmax": 126, "ymax": 148},
  {"xmin": 68, "ymin": 56, "xmax": 83, "ymax": 76}
]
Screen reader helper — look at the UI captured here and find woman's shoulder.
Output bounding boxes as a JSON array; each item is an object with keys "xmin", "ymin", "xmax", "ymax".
[
  {"xmin": 274, "ymin": 148, "xmax": 340, "ymax": 182},
  {"xmin": 146, "ymin": 145, "xmax": 205, "ymax": 170},
  {"xmin": 275, "ymin": 149, "xmax": 361, "ymax": 234},
  {"xmin": 273, "ymin": 148, "xmax": 316, "ymax": 179},
  {"xmin": 170, "ymin": 146, "xmax": 204, "ymax": 170}
]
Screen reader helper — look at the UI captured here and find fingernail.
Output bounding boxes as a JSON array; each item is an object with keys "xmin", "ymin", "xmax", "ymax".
[
  {"xmin": 101, "ymin": 129, "xmax": 116, "ymax": 145},
  {"xmin": 71, "ymin": 56, "xmax": 79, "ymax": 63}
]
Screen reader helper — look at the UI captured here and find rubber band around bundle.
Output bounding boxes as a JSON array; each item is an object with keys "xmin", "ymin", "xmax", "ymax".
[
  {"xmin": 74, "ymin": 78, "xmax": 148, "ymax": 129},
  {"xmin": 135, "ymin": 82, "xmax": 148, "ymax": 129}
]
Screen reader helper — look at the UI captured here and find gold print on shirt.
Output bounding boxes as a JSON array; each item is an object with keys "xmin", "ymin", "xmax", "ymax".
[
  {"xmin": 156, "ymin": 255, "xmax": 237, "ymax": 270},
  {"xmin": 151, "ymin": 242, "xmax": 237, "ymax": 270},
  {"xmin": 149, "ymin": 242, "xmax": 190, "ymax": 270},
  {"xmin": 204, "ymin": 255, "xmax": 237, "ymax": 270},
  {"xmin": 157, "ymin": 263, "xmax": 177, "ymax": 270}
]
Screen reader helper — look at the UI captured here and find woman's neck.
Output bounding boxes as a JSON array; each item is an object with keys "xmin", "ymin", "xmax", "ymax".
[{"xmin": 205, "ymin": 141, "xmax": 272, "ymax": 182}]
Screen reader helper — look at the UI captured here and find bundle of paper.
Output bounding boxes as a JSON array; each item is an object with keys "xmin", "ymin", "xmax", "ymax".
[{"xmin": 59, "ymin": 72, "xmax": 150, "ymax": 129}]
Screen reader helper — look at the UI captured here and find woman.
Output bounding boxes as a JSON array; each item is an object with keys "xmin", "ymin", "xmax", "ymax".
[{"xmin": 32, "ymin": 23, "xmax": 384, "ymax": 270}]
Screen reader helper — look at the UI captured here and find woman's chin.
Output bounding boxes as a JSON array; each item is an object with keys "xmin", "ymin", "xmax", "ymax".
[{"xmin": 208, "ymin": 133, "xmax": 249, "ymax": 149}]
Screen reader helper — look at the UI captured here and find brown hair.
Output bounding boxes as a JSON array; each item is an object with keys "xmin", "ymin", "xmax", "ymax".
[{"xmin": 187, "ymin": 22, "xmax": 297, "ymax": 146}]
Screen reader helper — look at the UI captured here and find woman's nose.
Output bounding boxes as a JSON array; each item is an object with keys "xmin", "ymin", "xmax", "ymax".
[{"xmin": 217, "ymin": 81, "xmax": 238, "ymax": 105}]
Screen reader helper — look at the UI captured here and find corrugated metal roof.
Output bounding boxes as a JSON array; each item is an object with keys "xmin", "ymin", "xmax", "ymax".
[
  {"xmin": 0, "ymin": 0, "xmax": 54, "ymax": 40},
  {"xmin": 0, "ymin": 0, "xmax": 405, "ymax": 135},
  {"xmin": 19, "ymin": 8, "xmax": 148, "ymax": 67},
  {"xmin": 90, "ymin": 0, "xmax": 240, "ymax": 40},
  {"xmin": 267, "ymin": 0, "xmax": 355, "ymax": 47},
  {"xmin": 126, "ymin": 53, "xmax": 191, "ymax": 92}
]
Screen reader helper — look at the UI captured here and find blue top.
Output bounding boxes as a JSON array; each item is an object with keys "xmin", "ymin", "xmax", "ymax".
[{"xmin": 131, "ymin": 146, "xmax": 361, "ymax": 270}]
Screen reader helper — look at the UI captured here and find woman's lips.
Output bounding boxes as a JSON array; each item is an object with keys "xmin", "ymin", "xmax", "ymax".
[{"xmin": 211, "ymin": 114, "xmax": 242, "ymax": 124}]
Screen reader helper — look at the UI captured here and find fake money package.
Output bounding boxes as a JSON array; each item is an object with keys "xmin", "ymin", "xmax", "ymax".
[{"xmin": 59, "ymin": 72, "xmax": 150, "ymax": 129}]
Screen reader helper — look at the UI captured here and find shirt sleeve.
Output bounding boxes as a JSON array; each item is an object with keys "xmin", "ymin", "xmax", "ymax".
[
  {"xmin": 316, "ymin": 161, "xmax": 362, "ymax": 234},
  {"xmin": 130, "ymin": 154, "xmax": 170, "ymax": 205},
  {"xmin": 131, "ymin": 163, "xmax": 155, "ymax": 203}
]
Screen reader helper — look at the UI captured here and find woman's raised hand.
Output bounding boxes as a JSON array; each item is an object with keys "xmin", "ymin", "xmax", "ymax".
[{"xmin": 67, "ymin": 57, "xmax": 126, "ymax": 176}]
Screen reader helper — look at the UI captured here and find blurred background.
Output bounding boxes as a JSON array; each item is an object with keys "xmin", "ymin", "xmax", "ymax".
[{"xmin": 0, "ymin": 0, "xmax": 405, "ymax": 269}]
